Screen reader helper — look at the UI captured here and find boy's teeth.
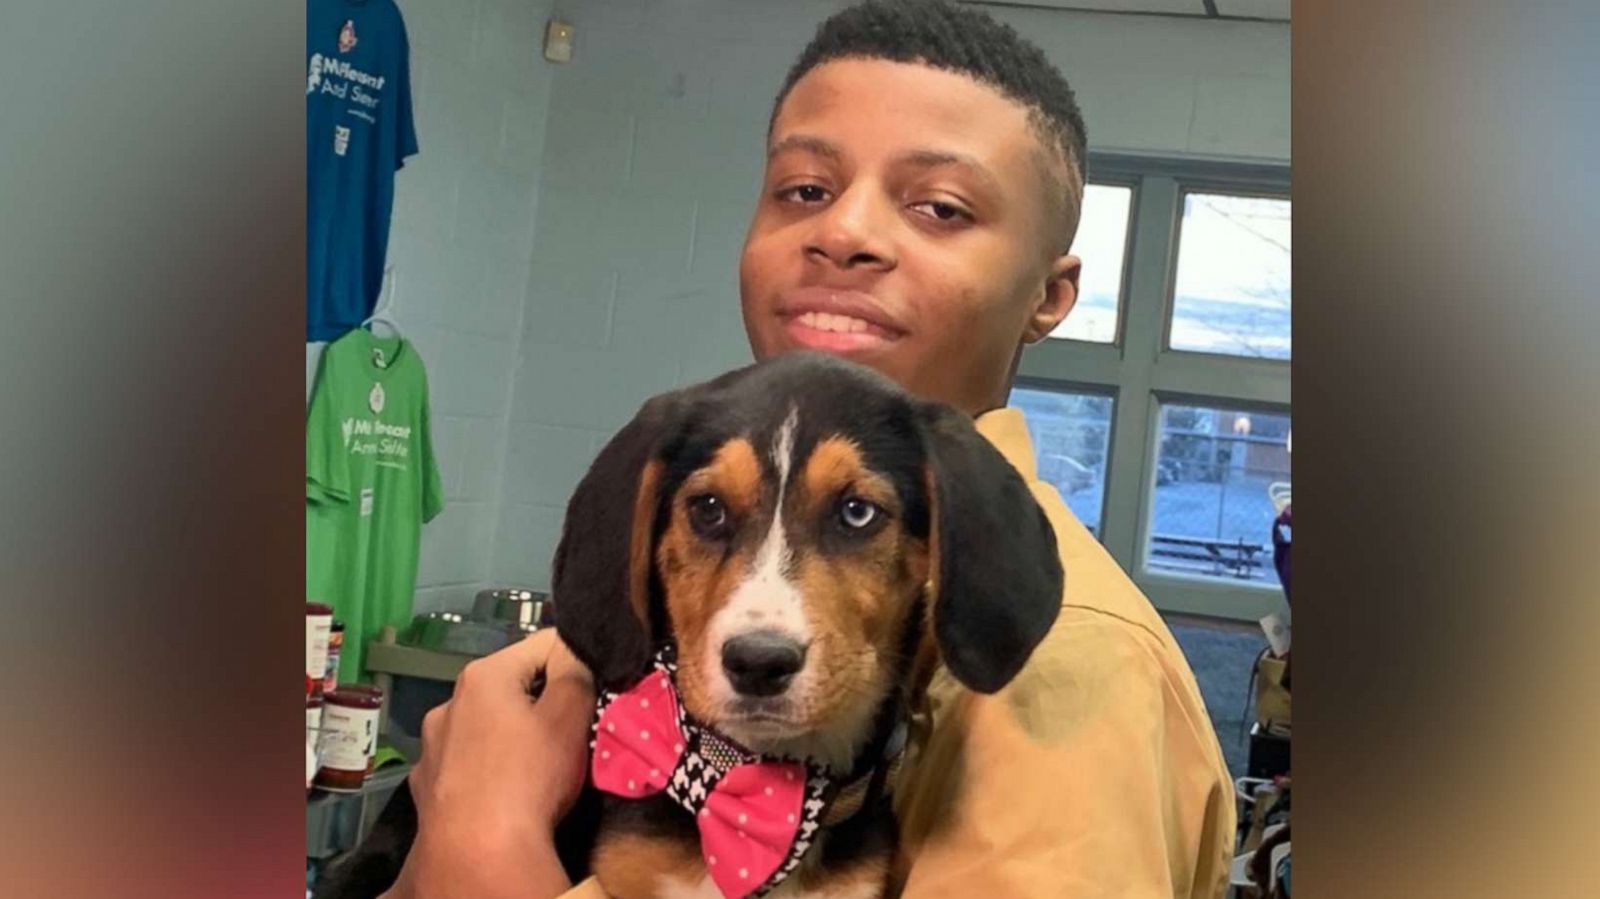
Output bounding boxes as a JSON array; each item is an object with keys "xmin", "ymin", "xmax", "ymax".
[{"xmin": 799, "ymin": 311, "xmax": 870, "ymax": 334}]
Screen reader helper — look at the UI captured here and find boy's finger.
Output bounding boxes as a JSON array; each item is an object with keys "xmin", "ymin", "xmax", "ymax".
[
  {"xmin": 463, "ymin": 628, "xmax": 561, "ymax": 694},
  {"xmin": 544, "ymin": 635, "xmax": 594, "ymax": 689}
]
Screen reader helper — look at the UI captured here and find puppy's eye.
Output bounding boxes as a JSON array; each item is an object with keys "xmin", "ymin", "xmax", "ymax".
[
  {"xmin": 688, "ymin": 494, "xmax": 730, "ymax": 538},
  {"xmin": 839, "ymin": 497, "xmax": 880, "ymax": 530}
]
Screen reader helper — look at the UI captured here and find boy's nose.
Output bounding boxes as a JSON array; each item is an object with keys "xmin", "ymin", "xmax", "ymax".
[{"xmin": 804, "ymin": 188, "xmax": 896, "ymax": 271}]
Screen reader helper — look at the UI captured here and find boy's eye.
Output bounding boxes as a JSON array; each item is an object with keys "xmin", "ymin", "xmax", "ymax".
[
  {"xmin": 910, "ymin": 200, "xmax": 972, "ymax": 223},
  {"xmin": 778, "ymin": 184, "xmax": 830, "ymax": 204}
]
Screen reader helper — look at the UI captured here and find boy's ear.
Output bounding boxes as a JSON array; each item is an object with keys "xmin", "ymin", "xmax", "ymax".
[{"xmin": 1023, "ymin": 253, "xmax": 1081, "ymax": 345}]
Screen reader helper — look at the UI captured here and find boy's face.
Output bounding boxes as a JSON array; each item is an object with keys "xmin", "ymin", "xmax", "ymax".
[{"xmin": 740, "ymin": 58, "xmax": 1080, "ymax": 415}]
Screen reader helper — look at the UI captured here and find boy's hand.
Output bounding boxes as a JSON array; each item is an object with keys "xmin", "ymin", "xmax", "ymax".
[{"xmin": 383, "ymin": 629, "xmax": 595, "ymax": 899}]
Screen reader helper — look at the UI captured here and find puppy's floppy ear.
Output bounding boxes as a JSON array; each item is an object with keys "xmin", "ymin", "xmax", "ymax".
[
  {"xmin": 553, "ymin": 392, "xmax": 684, "ymax": 690},
  {"xmin": 918, "ymin": 404, "xmax": 1064, "ymax": 693}
]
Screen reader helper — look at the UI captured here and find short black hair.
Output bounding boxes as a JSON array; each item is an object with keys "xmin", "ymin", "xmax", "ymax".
[{"xmin": 772, "ymin": 0, "xmax": 1088, "ymax": 252}]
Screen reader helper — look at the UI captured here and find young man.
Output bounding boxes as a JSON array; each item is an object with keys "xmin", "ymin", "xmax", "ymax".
[{"xmin": 383, "ymin": 3, "xmax": 1234, "ymax": 898}]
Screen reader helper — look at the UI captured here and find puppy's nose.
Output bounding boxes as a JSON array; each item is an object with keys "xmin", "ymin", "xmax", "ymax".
[{"xmin": 721, "ymin": 631, "xmax": 807, "ymax": 697}]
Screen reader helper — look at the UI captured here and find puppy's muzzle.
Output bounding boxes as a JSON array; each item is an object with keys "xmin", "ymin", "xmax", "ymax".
[{"xmin": 721, "ymin": 630, "xmax": 808, "ymax": 698}]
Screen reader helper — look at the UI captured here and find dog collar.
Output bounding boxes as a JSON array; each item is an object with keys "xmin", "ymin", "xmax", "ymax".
[{"xmin": 589, "ymin": 644, "xmax": 903, "ymax": 899}]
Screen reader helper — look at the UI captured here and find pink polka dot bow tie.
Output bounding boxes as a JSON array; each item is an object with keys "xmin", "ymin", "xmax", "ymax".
[{"xmin": 590, "ymin": 652, "xmax": 827, "ymax": 899}]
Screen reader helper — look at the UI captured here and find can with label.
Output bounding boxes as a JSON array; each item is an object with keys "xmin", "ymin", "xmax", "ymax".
[
  {"xmin": 323, "ymin": 621, "xmax": 345, "ymax": 694},
  {"xmin": 306, "ymin": 602, "xmax": 333, "ymax": 699},
  {"xmin": 314, "ymin": 686, "xmax": 383, "ymax": 792}
]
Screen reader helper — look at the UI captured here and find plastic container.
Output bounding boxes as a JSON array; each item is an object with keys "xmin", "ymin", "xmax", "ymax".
[
  {"xmin": 306, "ymin": 603, "xmax": 334, "ymax": 699},
  {"xmin": 323, "ymin": 621, "xmax": 344, "ymax": 694},
  {"xmin": 313, "ymin": 686, "xmax": 383, "ymax": 792}
]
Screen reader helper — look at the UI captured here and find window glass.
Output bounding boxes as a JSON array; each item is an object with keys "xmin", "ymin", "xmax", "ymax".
[
  {"xmin": 1009, "ymin": 386, "xmax": 1115, "ymax": 536},
  {"xmin": 1049, "ymin": 183, "xmax": 1132, "ymax": 344},
  {"xmin": 1145, "ymin": 402, "xmax": 1291, "ymax": 583},
  {"xmin": 1169, "ymin": 192, "xmax": 1291, "ymax": 360}
]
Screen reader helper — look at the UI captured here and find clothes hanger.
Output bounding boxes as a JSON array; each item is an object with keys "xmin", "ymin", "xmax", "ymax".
[{"xmin": 362, "ymin": 264, "xmax": 402, "ymax": 339}]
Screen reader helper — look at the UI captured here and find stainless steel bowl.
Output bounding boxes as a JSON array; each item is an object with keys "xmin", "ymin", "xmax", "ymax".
[{"xmin": 471, "ymin": 587, "xmax": 555, "ymax": 629}]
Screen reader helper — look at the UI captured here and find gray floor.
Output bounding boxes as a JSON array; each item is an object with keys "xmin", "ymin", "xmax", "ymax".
[{"xmin": 1163, "ymin": 614, "xmax": 1269, "ymax": 779}]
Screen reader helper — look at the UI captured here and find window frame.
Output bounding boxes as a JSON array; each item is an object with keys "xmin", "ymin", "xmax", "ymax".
[{"xmin": 1017, "ymin": 152, "xmax": 1291, "ymax": 622}]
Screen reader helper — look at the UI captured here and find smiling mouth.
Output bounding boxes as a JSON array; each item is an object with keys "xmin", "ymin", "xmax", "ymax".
[
  {"xmin": 773, "ymin": 286, "xmax": 907, "ymax": 354},
  {"xmin": 778, "ymin": 308, "xmax": 904, "ymax": 352},
  {"xmin": 793, "ymin": 310, "xmax": 890, "ymax": 335}
]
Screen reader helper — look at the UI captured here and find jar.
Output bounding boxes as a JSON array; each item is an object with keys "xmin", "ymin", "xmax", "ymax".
[
  {"xmin": 306, "ymin": 695, "xmax": 323, "ymax": 733},
  {"xmin": 323, "ymin": 621, "xmax": 345, "ymax": 694},
  {"xmin": 306, "ymin": 603, "xmax": 334, "ymax": 699},
  {"xmin": 305, "ymin": 694, "xmax": 324, "ymax": 792},
  {"xmin": 314, "ymin": 686, "xmax": 383, "ymax": 792},
  {"xmin": 342, "ymin": 683, "xmax": 384, "ymax": 762}
]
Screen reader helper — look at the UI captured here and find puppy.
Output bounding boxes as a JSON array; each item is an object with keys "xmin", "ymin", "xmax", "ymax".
[
  {"xmin": 313, "ymin": 352, "xmax": 1062, "ymax": 899},
  {"xmin": 558, "ymin": 352, "xmax": 1062, "ymax": 899}
]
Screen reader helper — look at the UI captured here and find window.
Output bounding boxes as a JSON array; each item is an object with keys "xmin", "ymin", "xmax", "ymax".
[
  {"xmin": 1008, "ymin": 386, "xmax": 1113, "ymax": 536},
  {"xmin": 1049, "ymin": 183, "xmax": 1132, "ymax": 344},
  {"xmin": 1144, "ymin": 402, "xmax": 1291, "ymax": 584},
  {"xmin": 1169, "ymin": 192, "xmax": 1291, "ymax": 360},
  {"xmin": 1015, "ymin": 159, "xmax": 1290, "ymax": 621}
]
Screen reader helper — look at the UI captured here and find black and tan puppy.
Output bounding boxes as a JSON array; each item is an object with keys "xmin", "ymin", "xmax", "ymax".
[
  {"xmin": 314, "ymin": 352, "xmax": 1062, "ymax": 899},
  {"xmin": 557, "ymin": 352, "xmax": 1061, "ymax": 898}
]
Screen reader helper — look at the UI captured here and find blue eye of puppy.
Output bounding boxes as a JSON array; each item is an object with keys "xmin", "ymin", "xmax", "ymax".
[
  {"xmin": 839, "ymin": 497, "xmax": 880, "ymax": 530},
  {"xmin": 688, "ymin": 494, "xmax": 729, "ymax": 537}
]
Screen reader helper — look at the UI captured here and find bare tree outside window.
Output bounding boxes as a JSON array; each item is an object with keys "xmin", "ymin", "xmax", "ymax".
[{"xmin": 1169, "ymin": 193, "xmax": 1291, "ymax": 360}]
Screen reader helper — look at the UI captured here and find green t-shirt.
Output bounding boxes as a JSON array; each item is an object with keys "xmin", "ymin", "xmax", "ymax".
[{"xmin": 307, "ymin": 328, "xmax": 443, "ymax": 683}]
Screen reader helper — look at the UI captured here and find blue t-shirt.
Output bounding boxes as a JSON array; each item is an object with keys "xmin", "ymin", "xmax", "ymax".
[{"xmin": 307, "ymin": 0, "xmax": 418, "ymax": 342}]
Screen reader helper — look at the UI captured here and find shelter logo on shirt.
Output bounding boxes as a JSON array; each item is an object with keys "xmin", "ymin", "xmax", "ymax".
[
  {"xmin": 340, "ymin": 417, "xmax": 415, "ymax": 468},
  {"xmin": 307, "ymin": 53, "xmax": 388, "ymax": 120},
  {"xmin": 339, "ymin": 20, "xmax": 358, "ymax": 53},
  {"xmin": 308, "ymin": 52, "xmax": 387, "ymax": 126}
]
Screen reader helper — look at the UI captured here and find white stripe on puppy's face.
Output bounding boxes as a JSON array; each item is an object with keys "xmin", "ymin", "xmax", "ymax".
[{"xmin": 703, "ymin": 408, "xmax": 810, "ymax": 702}]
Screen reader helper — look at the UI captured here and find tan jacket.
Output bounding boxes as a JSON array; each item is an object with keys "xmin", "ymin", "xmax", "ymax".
[{"xmin": 563, "ymin": 408, "xmax": 1234, "ymax": 898}]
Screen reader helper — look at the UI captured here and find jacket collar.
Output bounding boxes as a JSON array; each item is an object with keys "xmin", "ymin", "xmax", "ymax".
[{"xmin": 973, "ymin": 407, "xmax": 1039, "ymax": 482}]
